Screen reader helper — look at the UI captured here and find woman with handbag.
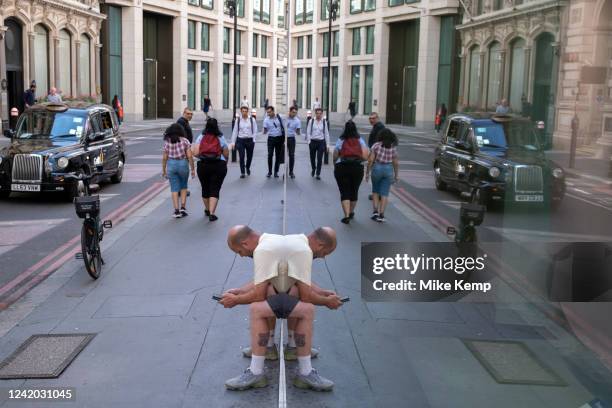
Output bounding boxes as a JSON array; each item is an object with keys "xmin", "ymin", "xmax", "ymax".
[{"xmin": 191, "ymin": 118, "xmax": 230, "ymax": 221}]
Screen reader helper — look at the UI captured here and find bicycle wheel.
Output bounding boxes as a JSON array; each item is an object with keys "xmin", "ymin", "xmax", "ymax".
[{"xmin": 81, "ymin": 221, "xmax": 102, "ymax": 279}]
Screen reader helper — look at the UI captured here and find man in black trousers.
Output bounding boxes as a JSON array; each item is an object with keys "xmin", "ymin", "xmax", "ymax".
[{"xmin": 263, "ymin": 106, "xmax": 285, "ymax": 178}]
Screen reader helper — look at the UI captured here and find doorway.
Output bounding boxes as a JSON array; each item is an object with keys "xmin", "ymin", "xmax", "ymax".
[
  {"xmin": 386, "ymin": 20, "xmax": 419, "ymax": 126},
  {"xmin": 143, "ymin": 12, "xmax": 173, "ymax": 119},
  {"xmin": 5, "ymin": 18, "xmax": 24, "ymax": 113}
]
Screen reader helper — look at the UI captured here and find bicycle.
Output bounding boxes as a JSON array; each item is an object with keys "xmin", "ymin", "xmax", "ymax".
[
  {"xmin": 74, "ymin": 195, "xmax": 112, "ymax": 279},
  {"xmin": 447, "ymin": 182, "xmax": 487, "ymax": 244}
]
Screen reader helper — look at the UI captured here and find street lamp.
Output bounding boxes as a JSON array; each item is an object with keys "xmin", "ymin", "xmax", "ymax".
[
  {"xmin": 325, "ymin": 0, "xmax": 338, "ymax": 122},
  {"xmin": 227, "ymin": 0, "xmax": 238, "ymax": 162}
]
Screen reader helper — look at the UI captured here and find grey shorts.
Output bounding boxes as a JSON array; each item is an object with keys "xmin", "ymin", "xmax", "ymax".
[{"xmin": 266, "ymin": 293, "xmax": 299, "ymax": 319}]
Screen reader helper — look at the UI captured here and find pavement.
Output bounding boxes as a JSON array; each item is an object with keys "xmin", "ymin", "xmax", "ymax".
[{"xmin": 0, "ymin": 131, "xmax": 611, "ymax": 407}]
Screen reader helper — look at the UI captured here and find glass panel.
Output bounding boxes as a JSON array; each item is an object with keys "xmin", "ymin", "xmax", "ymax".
[
  {"xmin": 261, "ymin": 36, "xmax": 268, "ymax": 58},
  {"xmin": 235, "ymin": 64, "xmax": 241, "ymax": 107},
  {"xmin": 252, "ymin": 66, "xmax": 258, "ymax": 107},
  {"xmin": 297, "ymin": 36, "xmax": 304, "ymax": 59},
  {"xmin": 331, "ymin": 66, "xmax": 338, "ymax": 111},
  {"xmin": 295, "ymin": 0, "xmax": 304, "ymax": 24},
  {"xmin": 58, "ymin": 30, "xmax": 71, "ymax": 96},
  {"xmin": 389, "ymin": 0, "xmax": 402, "ymax": 6},
  {"xmin": 297, "ymin": 68, "xmax": 303, "ymax": 108},
  {"xmin": 201, "ymin": 61, "xmax": 209, "ymax": 108},
  {"xmin": 321, "ymin": 66, "xmax": 329, "ymax": 110},
  {"xmin": 34, "ymin": 25, "xmax": 48, "ymax": 99},
  {"xmin": 238, "ymin": 0, "xmax": 245, "ymax": 17},
  {"xmin": 468, "ymin": 47, "xmax": 480, "ymax": 106},
  {"xmin": 305, "ymin": 0, "xmax": 314, "ymax": 22},
  {"xmin": 321, "ymin": 0, "xmax": 329, "ymax": 20},
  {"xmin": 260, "ymin": 67, "xmax": 267, "ymax": 107},
  {"xmin": 487, "ymin": 42, "xmax": 502, "ymax": 109},
  {"xmin": 224, "ymin": 27, "xmax": 230, "ymax": 53},
  {"xmin": 351, "ymin": 65, "xmax": 360, "ymax": 111},
  {"xmin": 253, "ymin": 33, "xmax": 258, "ymax": 57},
  {"xmin": 188, "ymin": 20, "xmax": 196, "ymax": 49},
  {"xmin": 253, "ymin": 0, "xmax": 261, "ymax": 21},
  {"xmin": 262, "ymin": 0, "xmax": 271, "ymax": 23},
  {"xmin": 189, "ymin": 0, "xmax": 199, "ymax": 5},
  {"xmin": 350, "ymin": 0, "xmax": 362, "ymax": 13},
  {"xmin": 322, "ymin": 32, "xmax": 329, "ymax": 57},
  {"xmin": 333, "ymin": 31, "xmax": 339, "ymax": 56},
  {"xmin": 364, "ymin": 0, "xmax": 375, "ymax": 10},
  {"xmin": 223, "ymin": 63, "xmax": 230, "ymax": 108},
  {"xmin": 79, "ymin": 35, "xmax": 91, "ymax": 97},
  {"xmin": 509, "ymin": 38, "xmax": 526, "ymax": 112},
  {"xmin": 235, "ymin": 30, "xmax": 242, "ymax": 55},
  {"xmin": 108, "ymin": 6, "xmax": 122, "ymax": 57},
  {"xmin": 277, "ymin": 0, "xmax": 285, "ymax": 27},
  {"xmin": 364, "ymin": 65, "xmax": 373, "ymax": 114},
  {"xmin": 201, "ymin": 23, "xmax": 210, "ymax": 51},
  {"xmin": 352, "ymin": 28, "xmax": 361, "ymax": 55},
  {"xmin": 366, "ymin": 26, "xmax": 374, "ymax": 54},
  {"xmin": 201, "ymin": 0, "xmax": 213, "ymax": 9},
  {"xmin": 307, "ymin": 35, "xmax": 312, "ymax": 58},
  {"xmin": 188, "ymin": 60, "xmax": 195, "ymax": 109},
  {"xmin": 306, "ymin": 68, "xmax": 312, "ymax": 109}
]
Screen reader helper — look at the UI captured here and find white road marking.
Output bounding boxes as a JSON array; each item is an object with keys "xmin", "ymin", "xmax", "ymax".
[
  {"xmin": 571, "ymin": 188, "xmax": 592, "ymax": 195},
  {"xmin": 487, "ymin": 226, "xmax": 612, "ymax": 242},
  {"xmin": 0, "ymin": 218, "xmax": 69, "ymax": 246}
]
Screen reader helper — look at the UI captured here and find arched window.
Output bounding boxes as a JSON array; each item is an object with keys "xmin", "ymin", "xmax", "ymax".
[
  {"xmin": 467, "ymin": 46, "xmax": 481, "ymax": 107},
  {"xmin": 34, "ymin": 25, "xmax": 49, "ymax": 97},
  {"xmin": 509, "ymin": 38, "xmax": 526, "ymax": 113},
  {"xmin": 58, "ymin": 30, "xmax": 71, "ymax": 96},
  {"xmin": 79, "ymin": 34, "xmax": 91, "ymax": 97},
  {"xmin": 486, "ymin": 42, "xmax": 502, "ymax": 109}
]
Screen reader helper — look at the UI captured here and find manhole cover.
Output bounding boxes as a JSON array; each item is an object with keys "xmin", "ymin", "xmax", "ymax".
[
  {"xmin": 462, "ymin": 339, "xmax": 566, "ymax": 386},
  {"xmin": 0, "ymin": 334, "xmax": 95, "ymax": 379}
]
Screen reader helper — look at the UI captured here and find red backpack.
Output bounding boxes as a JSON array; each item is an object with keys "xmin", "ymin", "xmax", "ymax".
[
  {"xmin": 340, "ymin": 138, "xmax": 363, "ymax": 160},
  {"xmin": 198, "ymin": 133, "xmax": 222, "ymax": 158}
]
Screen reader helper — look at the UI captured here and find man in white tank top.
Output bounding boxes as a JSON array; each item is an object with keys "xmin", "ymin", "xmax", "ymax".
[{"xmin": 221, "ymin": 225, "xmax": 343, "ymax": 391}]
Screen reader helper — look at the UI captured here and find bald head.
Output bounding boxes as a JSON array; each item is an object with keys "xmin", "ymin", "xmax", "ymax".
[
  {"xmin": 227, "ymin": 225, "xmax": 260, "ymax": 257},
  {"xmin": 307, "ymin": 227, "xmax": 337, "ymax": 258}
]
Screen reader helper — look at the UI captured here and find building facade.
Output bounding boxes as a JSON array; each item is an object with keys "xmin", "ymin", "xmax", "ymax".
[
  {"xmin": 287, "ymin": 0, "xmax": 461, "ymax": 127},
  {"xmin": 0, "ymin": 0, "xmax": 104, "ymax": 129},
  {"xmin": 101, "ymin": 0, "xmax": 288, "ymax": 122},
  {"xmin": 456, "ymin": 0, "xmax": 564, "ymax": 144},
  {"xmin": 554, "ymin": 0, "xmax": 612, "ymax": 151}
]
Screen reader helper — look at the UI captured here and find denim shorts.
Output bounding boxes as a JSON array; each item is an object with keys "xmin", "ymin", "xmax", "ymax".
[
  {"xmin": 371, "ymin": 163, "xmax": 394, "ymax": 197},
  {"xmin": 167, "ymin": 159, "xmax": 189, "ymax": 192}
]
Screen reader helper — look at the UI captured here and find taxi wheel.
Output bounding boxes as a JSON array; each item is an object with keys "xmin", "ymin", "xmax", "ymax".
[
  {"xmin": 65, "ymin": 178, "xmax": 89, "ymax": 202},
  {"xmin": 434, "ymin": 164, "xmax": 447, "ymax": 191},
  {"xmin": 110, "ymin": 157, "xmax": 124, "ymax": 184}
]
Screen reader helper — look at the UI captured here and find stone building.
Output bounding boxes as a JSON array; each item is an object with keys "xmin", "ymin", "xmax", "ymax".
[
  {"xmin": 456, "ymin": 0, "xmax": 563, "ymax": 144},
  {"xmin": 0, "ymin": 0, "xmax": 104, "ymax": 128}
]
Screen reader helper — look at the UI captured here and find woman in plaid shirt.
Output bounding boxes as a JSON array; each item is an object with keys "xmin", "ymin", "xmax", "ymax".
[
  {"xmin": 365, "ymin": 128, "xmax": 399, "ymax": 222},
  {"xmin": 162, "ymin": 123, "xmax": 195, "ymax": 218}
]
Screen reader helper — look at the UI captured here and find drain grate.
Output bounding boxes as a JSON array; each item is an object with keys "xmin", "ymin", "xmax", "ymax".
[
  {"xmin": 462, "ymin": 339, "xmax": 566, "ymax": 386},
  {"xmin": 0, "ymin": 334, "xmax": 95, "ymax": 379}
]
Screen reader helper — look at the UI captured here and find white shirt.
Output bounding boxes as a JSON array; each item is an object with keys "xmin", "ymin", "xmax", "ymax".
[
  {"xmin": 231, "ymin": 116, "xmax": 258, "ymax": 143},
  {"xmin": 241, "ymin": 99, "xmax": 250, "ymax": 108},
  {"xmin": 312, "ymin": 100, "xmax": 321, "ymax": 110},
  {"xmin": 307, "ymin": 118, "xmax": 329, "ymax": 144},
  {"xmin": 253, "ymin": 233, "xmax": 312, "ymax": 291}
]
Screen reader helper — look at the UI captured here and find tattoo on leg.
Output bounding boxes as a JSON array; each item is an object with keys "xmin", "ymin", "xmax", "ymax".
[
  {"xmin": 295, "ymin": 333, "xmax": 306, "ymax": 347},
  {"xmin": 258, "ymin": 333, "xmax": 270, "ymax": 347}
]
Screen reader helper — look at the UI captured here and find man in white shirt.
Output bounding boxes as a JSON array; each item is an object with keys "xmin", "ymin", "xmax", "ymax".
[
  {"xmin": 306, "ymin": 108, "xmax": 330, "ymax": 180},
  {"xmin": 242, "ymin": 96, "xmax": 250, "ymax": 109},
  {"xmin": 312, "ymin": 97, "xmax": 321, "ymax": 110},
  {"xmin": 221, "ymin": 225, "xmax": 342, "ymax": 392},
  {"xmin": 285, "ymin": 106, "xmax": 302, "ymax": 178},
  {"xmin": 231, "ymin": 106, "xmax": 258, "ymax": 178}
]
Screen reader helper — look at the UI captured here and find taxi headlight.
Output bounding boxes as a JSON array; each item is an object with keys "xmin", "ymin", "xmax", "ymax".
[
  {"xmin": 57, "ymin": 157, "xmax": 69, "ymax": 169},
  {"xmin": 0, "ymin": 156, "xmax": 3, "ymax": 165},
  {"xmin": 552, "ymin": 168, "xmax": 564, "ymax": 178},
  {"xmin": 489, "ymin": 167, "xmax": 501, "ymax": 178}
]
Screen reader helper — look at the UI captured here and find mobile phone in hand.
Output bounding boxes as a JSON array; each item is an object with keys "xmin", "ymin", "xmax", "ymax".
[
  {"xmin": 340, "ymin": 296, "xmax": 350, "ymax": 303},
  {"xmin": 212, "ymin": 294, "xmax": 223, "ymax": 301}
]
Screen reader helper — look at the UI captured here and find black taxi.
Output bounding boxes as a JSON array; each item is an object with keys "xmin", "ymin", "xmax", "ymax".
[
  {"xmin": 433, "ymin": 113, "xmax": 565, "ymax": 209},
  {"xmin": 0, "ymin": 103, "xmax": 125, "ymax": 200}
]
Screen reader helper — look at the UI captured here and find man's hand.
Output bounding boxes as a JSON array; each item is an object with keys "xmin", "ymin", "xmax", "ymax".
[
  {"xmin": 226, "ymin": 288, "xmax": 243, "ymax": 295},
  {"xmin": 325, "ymin": 295, "xmax": 343, "ymax": 310},
  {"xmin": 319, "ymin": 289, "xmax": 336, "ymax": 297},
  {"xmin": 219, "ymin": 293, "xmax": 239, "ymax": 308}
]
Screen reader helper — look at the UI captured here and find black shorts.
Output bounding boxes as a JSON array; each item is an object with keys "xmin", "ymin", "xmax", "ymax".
[{"xmin": 266, "ymin": 293, "xmax": 299, "ymax": 319}]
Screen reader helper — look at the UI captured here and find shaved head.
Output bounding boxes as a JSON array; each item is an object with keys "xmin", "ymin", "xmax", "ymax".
[
  {"xmin": 227, "ymin": 225, "xmax": 260, "ymax": 257},
  {"xmin": 308, "ymin": 227, "xmax": 337, "ymax": 258}
]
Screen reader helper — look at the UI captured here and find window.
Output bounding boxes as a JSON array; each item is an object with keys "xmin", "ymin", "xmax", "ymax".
[
  {"xmin": 58, "ymin": 30, "xmax": 72, "ymax": 96},
  {"xmin": 364, "ymin": 65, "xmax": 373, "ymax": 114},
  {"xmin": 225, "ymin": 0, "xmax": 245, "ymax": 17},
  {"xmin": 352, "ymin": 28, "xmax": 361, "ymax": 55},
  {"xmin": 307, "ymin": 35, "xmax": 313, "ymax": 58},
  {"xmin": 295, "ymin": 0, "xmax": 313, "ymax": 24},
  {"xmin": 306, "ymin": 68, "xmax": 312, "ymax": 109},
  {"xmin": 188, "ymin": 60, "xmax": 196, "ymax": 109},
  {"xmin": 493, "ymin": 0, "xmax": 502, "ymax": 10},
  {"xmin": 476, "ymin": 0, "xmax": 483, "ymax": 15},
  {"xmin": 201, "ymin": 61, "xmax": 209, "ymax": 109},
  {"xmin": 223, "ymin": 63, "xmax": 230, "ymax": 108},
  {"xmin": 261, "ymin": 36, "xmax": 268, "ymax": 58},
  {"xmin": 188, "ymin": 20, "xmax": 196, "ymax": 49},
  {"xmin": 333, "ymin": 31, "xmax": 339, "ymax": 56},
  {"xmin": 365, "ymin": 0, "xmax": 375, "ymax": 10},
  {"xmin": 253, "ymin": 33, "xmax": 259, "ymax": 57},
  {"xmin": 201, "ymin": 0, "xmax": 213, "ymax": 9},
  {"xmin": 322, "ymin": 32, "xmax": 329, "ymax": 57},
  {"xmin": 260, "ymin": 67, "xmax": 267, "ymax": 107},
  {"xmin": 79, "ymin": 34, "xmax": 91, "ymax": 97},
  {"xmin": 224, "ymin": 27, "xmax": 230, "ymax": 53},
  {"xmin": 389, "ymin": 0, "xmax": 402, "ymax": 6},
  {"xmin": 321, "ymin": 0, "xmax": 341, "ymax": 20},
  {"xmin": 322, "ymin": 67, "xmax": 329, "ymax": 109},
  {"xmin": 235, "ymin": 30, "xmax": 242, "ymax": 55},
  {"xmin": 487, "ymin": 42, "xmax": 502, "ymax": 109},
  {"xmin": 201, "ymin": 23, "xmax": 210, "ymax": 51},
  {"xmin": 351, "ymin": 0, "xmax": 375, "ymax": 12},
  {"xmin": 277, "ymin": 0, "xmax": 285, "ymax": 27},
  {"xmin": 509, "ymin": 38, "xmax": 526, "ymax": 112},
  {"xmin": 34, "ymin": 25, "xmax": 49, "ymax": 98},
  {"xmin": 234, "ymin": 65, "xmax": 241, "ymax": 106},
  {"xmin": 252, "ymin": 66, "xmax": 258, "ymax": 107},
  {"xmin": 107, "ymin": 6, "xmax": 122, "ymax": 103},
  {"xmin": 254, "ymin": 0, "xmax": 271, "ymax": 23},
  {"xmin": 365, "ymin": 26, "xmax": 374, "ymax": 54},
  {"xmin": 331, "ymin": 66, "xmax": 338, "ymax": 111},
  {"xmin": 296, "ymin": 68, "xmax": 303, "ymax": 108},
  {"xmin": 297, "ymin": 36, "xmax": 304, "ymax": 59},
  {"xmin": 188, "ymin": 0, "xmax": 198, "ymax": 5},
  {"xmin": 351, "ymin": 66, "xmax": 360, "ymax": 112},
  {"xmin": 467, "ymin": 46, "xmax": 481, "ymax": 106}
]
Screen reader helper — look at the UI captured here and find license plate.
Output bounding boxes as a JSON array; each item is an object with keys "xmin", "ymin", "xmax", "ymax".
[
  {"xmin": 12, "ymin": 184, "xmax": 41, "ymax": 192},
  {"xmin": 515, "ymin": 194, "xmax": 543, "ymax": 202}
]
